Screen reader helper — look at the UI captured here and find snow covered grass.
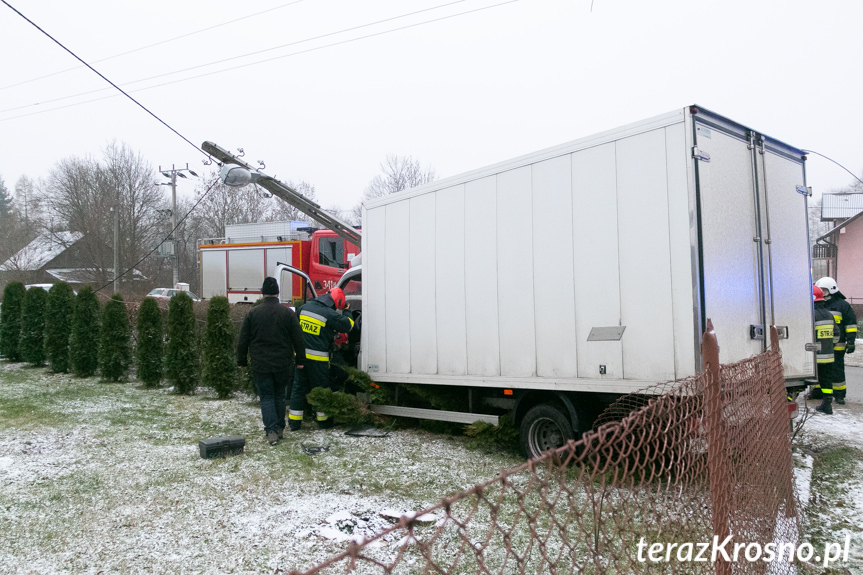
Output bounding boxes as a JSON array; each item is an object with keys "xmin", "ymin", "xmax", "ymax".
[
  {"xmin": 0, "ymin": 363, "xmax": 523, "ymax": 574},
  {"xmin": 793, "ymin": 399, "xmax": 863, "ymax": 570},
  {"xmin": 4, "ymin": 361, "xmax": 862, "ymax": 574}
]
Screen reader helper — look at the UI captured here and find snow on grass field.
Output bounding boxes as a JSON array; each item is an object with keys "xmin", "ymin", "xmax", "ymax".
[
  {"xmin": 0, "ymin": 364, "xmax": 523, "ymax": 574},
  {"xmin": 792, "ymin": 398, "xmax": 863, "ymax": 570},
  {"xmin": 3, "ymin": 362, "xmax": 863, "ymax": 574}
]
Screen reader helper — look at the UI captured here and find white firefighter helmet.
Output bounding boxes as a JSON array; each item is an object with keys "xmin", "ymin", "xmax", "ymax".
[{"xmin": 815, "ymin": 277, "xmax": 839, "ymax": 295}]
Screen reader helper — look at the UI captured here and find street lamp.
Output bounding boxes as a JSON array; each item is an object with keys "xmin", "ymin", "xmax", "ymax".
[{"xmin": 219, "ymin": 163, "xmax": 263, "ymax": 187}]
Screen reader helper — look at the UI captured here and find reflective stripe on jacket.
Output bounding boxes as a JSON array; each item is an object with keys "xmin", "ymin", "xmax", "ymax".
[
  {"xmin": 827, "ymin": 295, "xmax": 858, "ymax": 351},
  {"xmin": 814, "ymin": 305, "xmax": 835, "ymax": 365},
  {"xmin": 297, "ymin": 294, "xmax": 354, "ymax": 361}
]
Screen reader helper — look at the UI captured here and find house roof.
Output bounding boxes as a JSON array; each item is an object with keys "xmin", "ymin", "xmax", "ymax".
[
  {"xmin": 821, "ymin": 193, "xmax": 863, "ymax": 220},
  {"xmin": 45, "ymin": 267, "xmax": 147, "ymax": 284},
  {"xmin": 816, "ymin": 208, "xmax": 863, "ymax": 242},
  {"xmin": 0, "ymin": 231, "xmax": 83, "ymax": 271}
]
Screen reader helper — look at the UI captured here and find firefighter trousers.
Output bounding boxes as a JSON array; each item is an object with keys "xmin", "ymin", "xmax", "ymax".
[
  {"xmin": 288, "ymin": 360, "xmax": 334, "ymax": 430},
  {"xmin": 833, "ymin": 350, "xmax": 847, "ymax": 401}
]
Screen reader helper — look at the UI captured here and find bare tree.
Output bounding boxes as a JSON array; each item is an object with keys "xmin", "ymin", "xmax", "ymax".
[
  {"xmin": 831, "ymin": 172, "xmax": 863, "ymax": 194},
  {"xmin": 0, "ymin": 176, "xmax": 26, "ymax": 266},
  {"xmin": 103, "ymin": 142, "xmax": 166, "ymax": 283},
  {"xmin": 363, "ymin": 154, "xmax": 437, "ymax": 200},
  {"xmin": 808, "ymin": 197, "xmax": 830, "ymax": 246},
  {"xmin": 41, "ymin": 155, "xmax": 109, "ymax": 283},
  {"xmin": 264, "ymin": 180, "xmax": 319, "ymax": 223},
  {"xmin": 41, "ymin": 142, "xmax": 165, "ymax": 287},
  {"xmin": 14, "ymin": 175, "xmax": 42, "ymax": 238},
  {"xmin": 188, "ymin": 170, "xmax": 274, "ymax": 240}
]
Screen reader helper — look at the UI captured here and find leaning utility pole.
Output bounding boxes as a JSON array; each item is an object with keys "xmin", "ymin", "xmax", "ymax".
[{"xmin": 202, "ymin": 141, "xmax": 361, "ymax": 247}]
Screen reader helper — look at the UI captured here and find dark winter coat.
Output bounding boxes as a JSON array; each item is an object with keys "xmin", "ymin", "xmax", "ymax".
[
  {"xmin": 826, "ymin": 292, "xmax": 858, "ymax": 351},
  {"xmin": 814, "ymin": 300, "xmax": 835, "ymax": 388},
  {"xmin": 297, "ymin": 293, "xmax": 354, "ymax": 363},
  {"xmin": 237, "ymin": 297, "xmax": 306, "ymax": 371}
]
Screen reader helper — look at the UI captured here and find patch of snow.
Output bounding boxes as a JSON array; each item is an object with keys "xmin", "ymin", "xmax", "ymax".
[
  {"xmin": 0, "ymin": 231, "xmax": 83, "ymax": 271},
  {"xmin": 793, "ymin": 452, "xmax": 814, "ymax": 510},
  {"xmin": 803, "ymin": 407, "xmax": 863, "ymax": 449},
  {"xmin": 0, "ymin": 368, "xmax": 521, "ymax": 574}
]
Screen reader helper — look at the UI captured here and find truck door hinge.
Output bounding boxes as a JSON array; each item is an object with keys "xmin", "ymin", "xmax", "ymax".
[
  {"xmin": 692, "ymin": 147, "xmax": 710, "ymax": 162},
  {"xmin": 750, "ymin": 325, "xmax": 765, "ymax": 340}
]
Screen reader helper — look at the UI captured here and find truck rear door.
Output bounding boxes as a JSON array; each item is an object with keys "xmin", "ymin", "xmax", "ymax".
[
  {"xmin": 753, "ymin": 135, "xmax": 814, "ymax": 380},
  {"xmin": 691, "ymin": 108, "xmax": 813, "ymax": 380}
]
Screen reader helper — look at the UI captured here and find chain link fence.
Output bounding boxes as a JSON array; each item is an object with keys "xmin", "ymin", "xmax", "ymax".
[{"xmin": 289, "ymin": 323, "xmax": 798, "ymax": 575}]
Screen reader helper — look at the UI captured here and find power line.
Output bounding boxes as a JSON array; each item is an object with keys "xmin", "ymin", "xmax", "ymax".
[
  {"xmin": 0, "ymin": 1, "xmax": 228, "ymax": 289},
  {"xmin": 0, "ymin": 0, "xmax": 305, "ymax": 92},
  {"xmin": 0, "ymin": 0, "xmax": 469, "ymax": 114},
  {"xmin": 0, "ymin": 0, "xmax": 467, "ymax": 115},
  {"xmin": 0, "ymin": 0, "xmax": 208, "ymax": 158},
  {"xmin": 803, "ymin": 149, "xmax": 863, "ymax": 188},
  {"xmin": 0, "ymin": 0, "xmax": 520, "ymax": 121}
]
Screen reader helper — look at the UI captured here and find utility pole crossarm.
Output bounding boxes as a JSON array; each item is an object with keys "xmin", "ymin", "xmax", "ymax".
[{"xmin": 202, "ymin": 141, "xmax": 361, "ymax": 246}]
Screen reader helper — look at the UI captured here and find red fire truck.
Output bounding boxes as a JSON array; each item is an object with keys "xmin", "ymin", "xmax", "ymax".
[{"xmin": 198, "ymin": 223, "xmax": 359, "ymax": 305}]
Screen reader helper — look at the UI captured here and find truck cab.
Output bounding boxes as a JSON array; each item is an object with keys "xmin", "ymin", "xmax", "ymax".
[
  {"xmin": 198, "ymin": 225, "xmax": 359, "ymax": 306},
  {"xmin": 307, "ymin": 229, "xmax": 360, "ymax": 293}
]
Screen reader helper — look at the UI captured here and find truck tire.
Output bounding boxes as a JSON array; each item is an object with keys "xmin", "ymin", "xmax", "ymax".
[{"xmin": 520, "ymin": 403, "xmax": 575, "ymax": 460}]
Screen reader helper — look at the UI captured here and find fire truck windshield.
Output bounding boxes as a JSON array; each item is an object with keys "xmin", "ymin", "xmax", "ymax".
[{"xmin": 318, "ymin": 236, "xmax": 348, "ymax": 269}]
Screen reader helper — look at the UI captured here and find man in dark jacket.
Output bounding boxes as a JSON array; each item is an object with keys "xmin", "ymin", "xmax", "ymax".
[
  {"xmin": 816, "ymin": 277, "xmax": 858, "ymax": 405},
  {"xmin": 288, "ymin": 288, "xmax": 354, "ymax": 430},
  {"xmin": 237, "ymin": 277, "xmax": 306, "ymax": 445}
]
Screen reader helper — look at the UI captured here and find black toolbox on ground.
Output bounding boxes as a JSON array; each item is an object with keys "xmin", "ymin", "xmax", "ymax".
[{"xmin": 199, "ymin": 435, "xmax": 245, "ymax": 459}]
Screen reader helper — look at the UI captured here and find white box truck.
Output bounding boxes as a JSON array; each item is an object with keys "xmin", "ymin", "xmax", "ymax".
[{"xmin": 341, "ymin": 105, "xmax": 814, "ymax": 457}]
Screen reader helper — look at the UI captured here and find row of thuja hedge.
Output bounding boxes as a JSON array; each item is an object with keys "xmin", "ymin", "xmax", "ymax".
[
  {"xmin": 0, "ymin": 281, "xmax": 243, "ymax": 398},
  {"xmin": 0, "ymin": 281, "xmax": 515, "ymax": 443}
]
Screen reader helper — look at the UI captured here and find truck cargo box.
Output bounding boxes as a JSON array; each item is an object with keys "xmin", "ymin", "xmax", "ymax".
[{"xmin": 360, "ymin": 105, "xmax": 814, "ymax": 394}]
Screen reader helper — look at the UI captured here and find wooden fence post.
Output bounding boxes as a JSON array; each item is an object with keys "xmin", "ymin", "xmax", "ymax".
[{"xmin": 702, "ymin": 319, "xmax": 732, "ymax": 575}]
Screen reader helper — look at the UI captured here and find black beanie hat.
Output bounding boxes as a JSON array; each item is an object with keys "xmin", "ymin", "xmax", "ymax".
[{"xmin": 261, "ymin": 277, "xmax": 279, "ymax": 295}]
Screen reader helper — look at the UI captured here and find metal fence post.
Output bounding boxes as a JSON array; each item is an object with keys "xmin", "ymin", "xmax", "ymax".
[{"xmin": 702, "ymin": 319, "xmax": 732, "ymax": 575}]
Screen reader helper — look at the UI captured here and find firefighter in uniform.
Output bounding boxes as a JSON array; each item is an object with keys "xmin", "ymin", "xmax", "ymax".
[
  {"xmin": 812, "ymin": 286, "xmax": 836, "ymax": 414},
  {"xmin": 816, "ymin": 277, "xmax": 858, "ymax": 405},
  {"xmin": 288, "ymin": 288, "xmax": 354, "ymax": 430}
]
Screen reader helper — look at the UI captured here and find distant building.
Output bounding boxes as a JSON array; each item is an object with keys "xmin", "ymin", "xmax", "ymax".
[
  {"xmin": 815, "ymin": 193, "xmax": 863, "ymax": 305},
  {"xmin": 0, "ymin": 231, "xmax": 143, "ymax": 293}
]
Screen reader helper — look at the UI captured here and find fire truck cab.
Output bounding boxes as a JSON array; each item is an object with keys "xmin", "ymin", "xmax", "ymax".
[{"xmin": 198, "ymin": 222, "xmax": 359, "ymax": 305}]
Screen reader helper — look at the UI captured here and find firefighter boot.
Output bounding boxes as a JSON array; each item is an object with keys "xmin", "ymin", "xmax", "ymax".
[
  {"xmin": 288, "ymin": 411, "xmax": 303, "ymax": 431},
  {"xmin": 834, "ymin": 388, "xmax": 846, "ymax": 405},
  {"xmin": 815, "ymin": 396, "xmax": 833, "ymax": 415}
]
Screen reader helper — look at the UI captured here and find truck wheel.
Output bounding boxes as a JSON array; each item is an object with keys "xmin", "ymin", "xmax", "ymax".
[{"xmin": 520, "ymin": 404, "xmax": 575, "ymax": 460}]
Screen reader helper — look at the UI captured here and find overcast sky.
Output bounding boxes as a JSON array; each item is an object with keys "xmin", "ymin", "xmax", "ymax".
[{"xmin": 1, "ymin": 0, "xmax": 861, "ymax": 213}]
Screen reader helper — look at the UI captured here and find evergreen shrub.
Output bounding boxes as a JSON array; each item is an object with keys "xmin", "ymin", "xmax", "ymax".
[
  {"xmin": 0, "ymin": 282, "xmax": 26, "ymax": 361},
  {"xmin": 203, "ymin": 296, "xmax": 235, "ymax": 399},
  {"xmin": 20, "ymin": 286, "xmax": 48, "ymax": 366},
  {"xmin": 136, "ymin": 297, "xmax": 163, "ymax": 388},
  {"xmin": 70, "ymin": 286, "xmax": 100, "ymax": 377},
  {"xmin": 99, "ymin": 293, "xmax": 132, "ymax": 381},
  {"xmin": 45, "ymin": 282, "xmax": 75, "ymax": 373},
  {"xmin": 166, "ymin": 292, "xmax": 198, "ymax": 394}
]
